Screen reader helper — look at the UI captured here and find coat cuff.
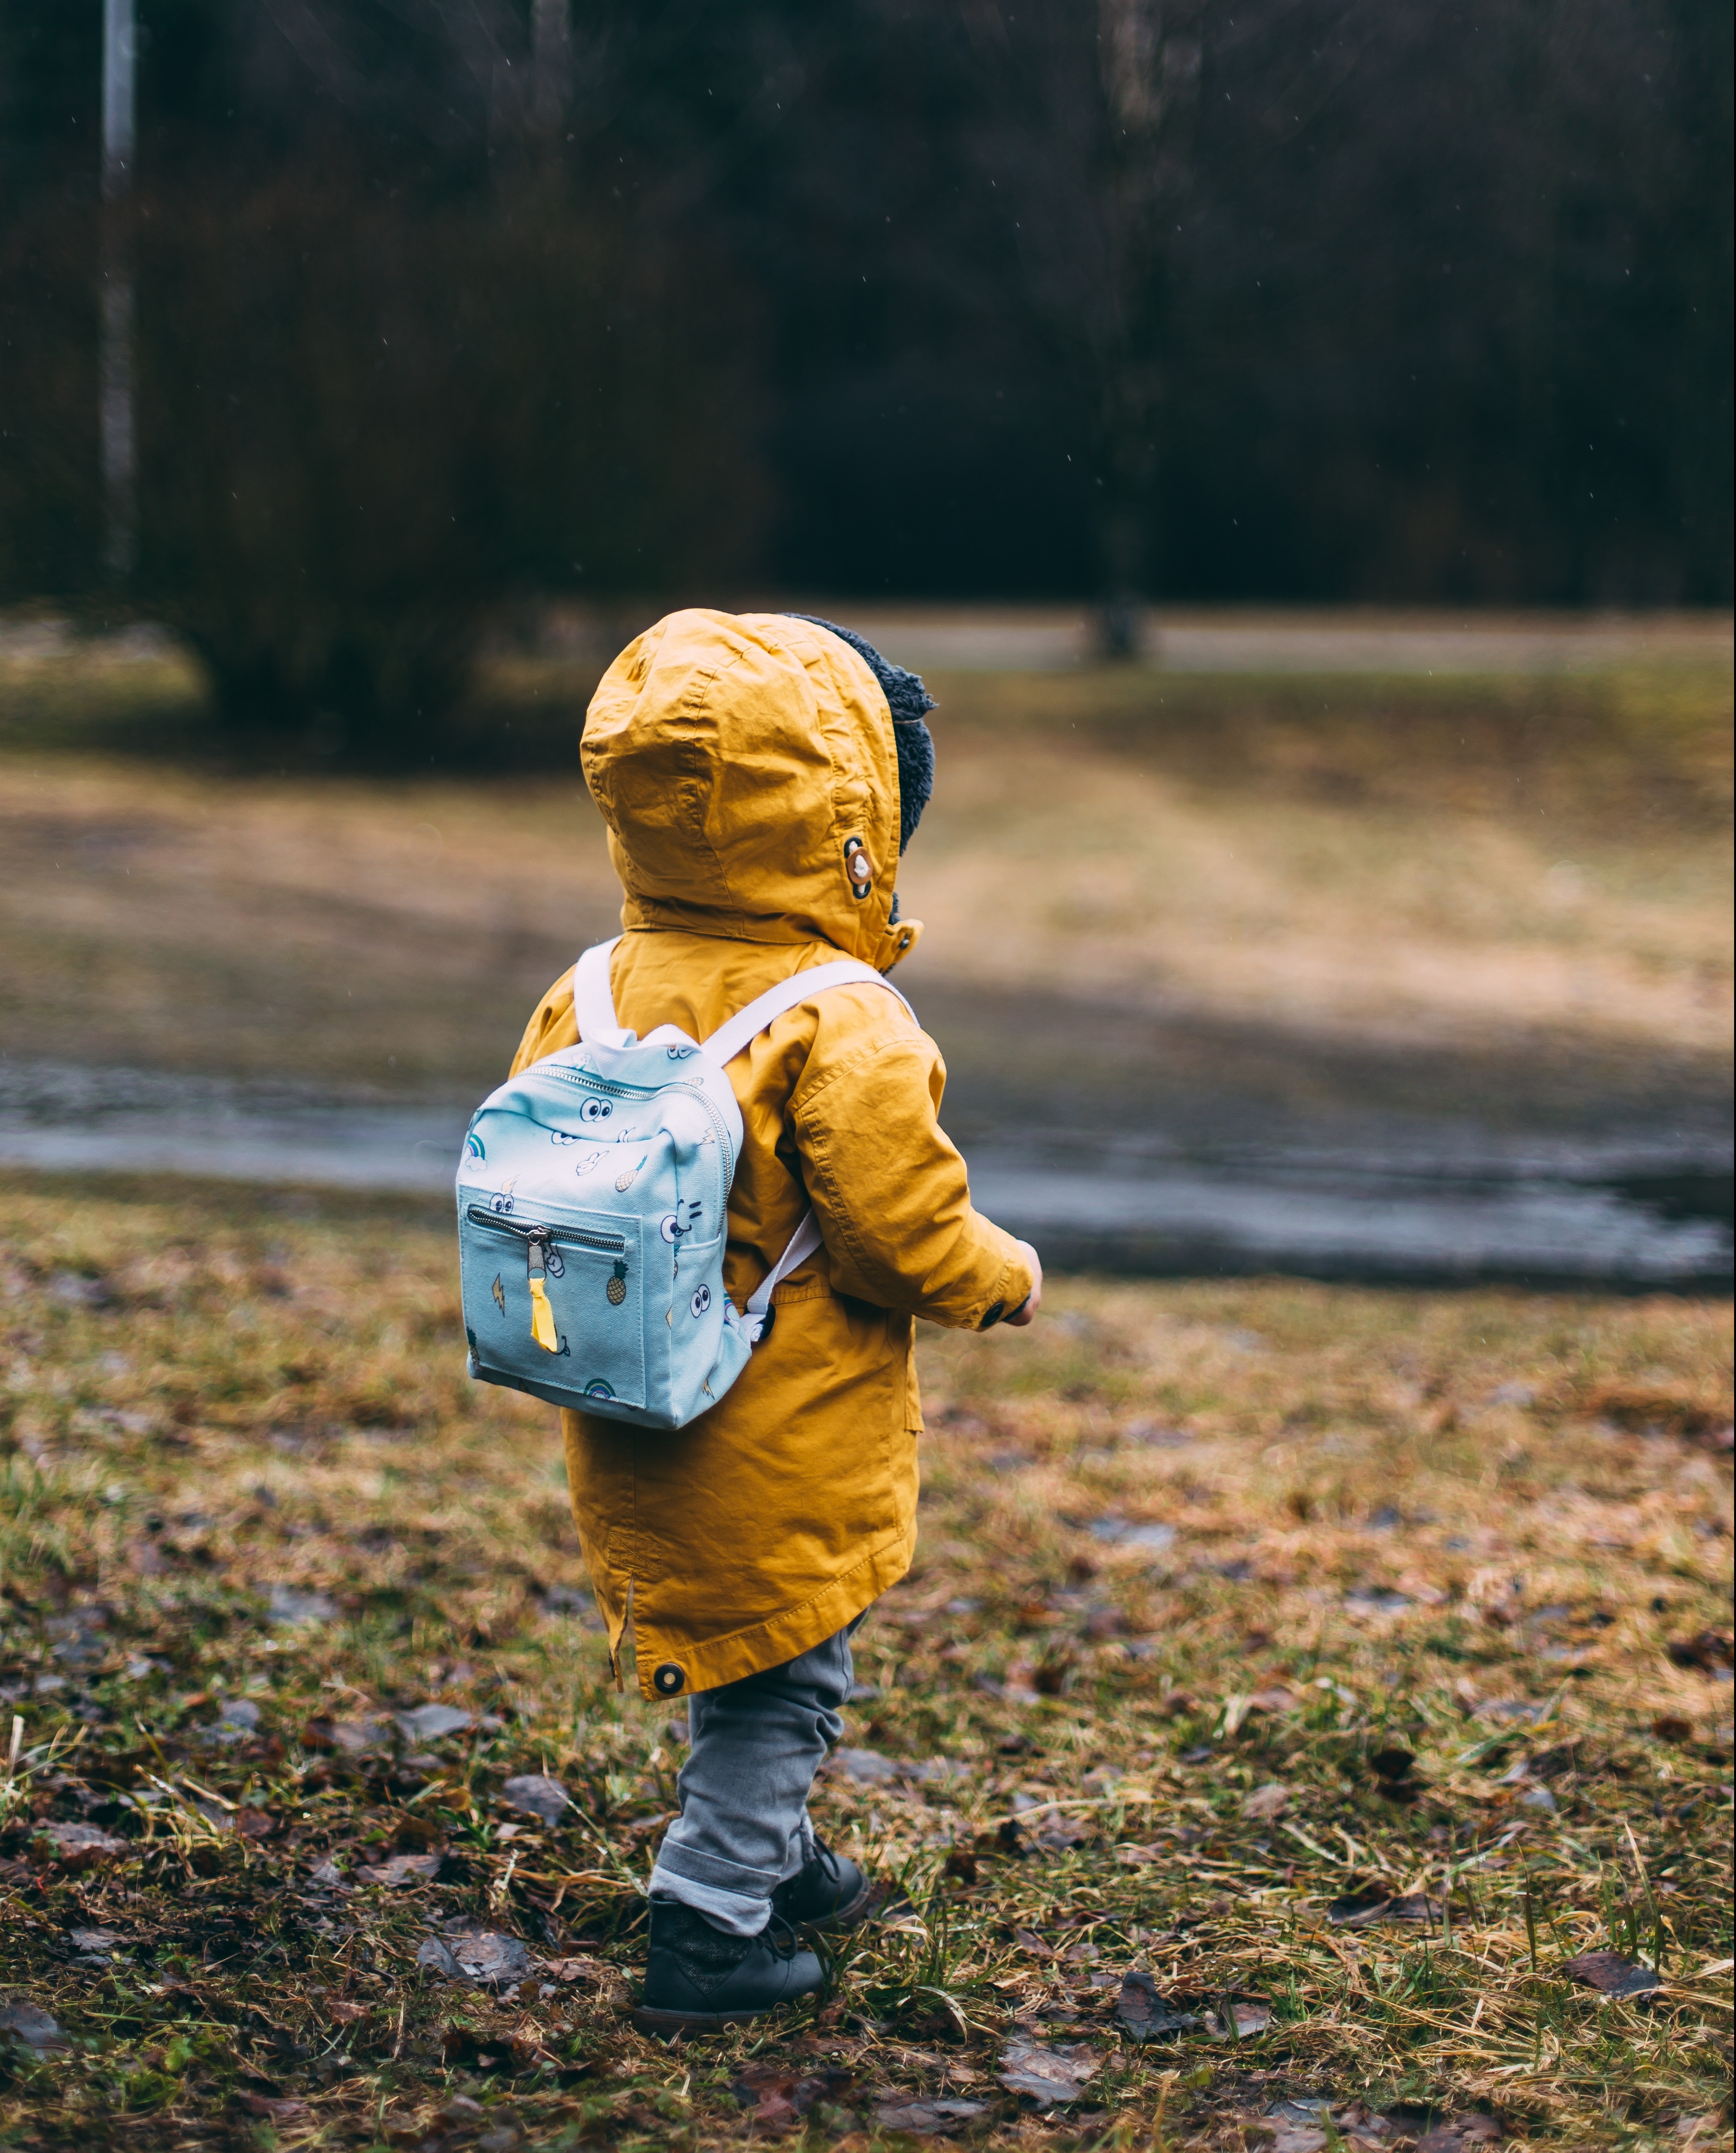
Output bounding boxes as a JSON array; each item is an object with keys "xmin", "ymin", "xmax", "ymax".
[{"xmin": 976, "ymin": 1243, "xmax": 1034, "ymax": 1329}]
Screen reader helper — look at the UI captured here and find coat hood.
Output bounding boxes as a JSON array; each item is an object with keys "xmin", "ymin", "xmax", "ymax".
[{"xmin": 582, "ymin": 609, "xmax": 922, "ymax": 970}]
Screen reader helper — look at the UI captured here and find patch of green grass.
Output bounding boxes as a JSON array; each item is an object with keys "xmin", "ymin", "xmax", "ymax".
[{"xmin": 0, "ymin": 1172, "xmax": 1730, "ymax": 2148}]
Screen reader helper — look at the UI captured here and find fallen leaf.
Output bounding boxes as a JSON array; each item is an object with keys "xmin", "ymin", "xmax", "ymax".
[
  {"xmin": 32, "ymin": 1821, "xmax": 129, "ymax": 1865},
  {"xmin": 0, "ymin": 2000, "xmax": 68, "ymax": 2051},
  {"xmin": 358, "ymin": 1852, "xmax": 444, "ymax": 1886},
  {"xmin": 415, "ymin": 1930, "xmax": 533, "ymax": 1986},
  {"xmin": 68, "ymin": 1927, "xmax": 123, "ymax": 1957},
  {"xmin": 236, "ymin": 2093, "xmax": 310, "ymax": 2121},
  {"xmin": 873, "ymin": 2098, "xmax": 987, "ymax": 2135},
  {"xmin": 540, "ymin": 1955, "xmax": 609, "ymax": 1982},
  {"xmin": 1115, "ymin": 1969, "xmax": 1203, "ymax": 2039},
  {"xmin": 1242, "ymin": 1782, "xmax": 1290, "ymax": 1820},
  {"xmin": 1415, "ymin": 2118, "xmax": 1502, "ymax": 2153},
  {"xmin": 831, "ymin": 1746, "xmax": 901, "ymax": 1785},
  {"xmin": 1247, "ymin": 1687, "xmax": 1297, "ymax": 1713},
  {"xmin": 1562, "ymin": 1950, "xmax": 1663, "ymax": 2000},
  {"xmin": 325, "ymin": 1998, "xmax": 369, "ymax": 2023},
  {"xmin": 441, "ymin": 2023, "xmax": 540, "ymax": 2074},
  {"xmin": 501, "ymin": 1772, "xmax": 571, "ymax": 1824},
  {"xmin": 395, "ymin": 1703, "xmax": 474, "ymax": 1742},
  {"xmin": 996, "ymin": 2033, "xmax": 1100, "ymax": 2105},
  {"xmin": 1666, "ymin": 1630, "xmax": 1733, "ymax": 1675},
  {"xmin": 1204, "ymin": 1997, "xmax": 1273, "ymax": 2040},
  {"xmin": 1328, "ymin": 1890, "xmax": 1446, "ymax": 1928},
  {"xmin": 734, "ymin": 2061, "xmax": 855, "ymax": 2129},
  {"xmin": 1011, "ymin": 1926, "xmax": 1052, "ymax": 1958},
  {"xmin": 1268, "ymin": 2100, "xmax": 1337, "ymax": 2129},
  {"xmin": 332, "ymin": 1717, "xmax": 389, "ymax": 1754},
  {"xmin": 1650, "ymin": 1716, "xmax": 1695, "ymax": 1743},
  {"xmin": 1086, "ymin": 1517, "xmax": 1176, "ymax": 1552}
]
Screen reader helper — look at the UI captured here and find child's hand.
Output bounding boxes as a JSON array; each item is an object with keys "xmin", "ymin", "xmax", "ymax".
[{"xmin": 1003, "ymin": 1241, "xmax": 1043, "ymax": 1327}]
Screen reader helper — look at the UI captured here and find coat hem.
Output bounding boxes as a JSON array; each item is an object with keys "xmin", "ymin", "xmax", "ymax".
[{"xmin": 631, "ymin": 1522, "xmax": 916, "ymax": 1701}]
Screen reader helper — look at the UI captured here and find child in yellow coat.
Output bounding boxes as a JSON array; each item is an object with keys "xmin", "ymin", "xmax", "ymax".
[{"xmin": 510, "ymin": 610, "xmax": 1040, "ymax": 2030}]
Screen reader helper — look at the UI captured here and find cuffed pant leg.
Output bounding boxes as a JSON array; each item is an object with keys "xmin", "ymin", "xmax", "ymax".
[{"xmin": 648, "ymin": 1623, "xmax": 856, "ymax": 1937}]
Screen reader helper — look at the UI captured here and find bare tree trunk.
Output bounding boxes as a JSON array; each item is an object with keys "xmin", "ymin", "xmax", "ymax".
[
  {"xmin": 1094, "ymin": 0, "xmax": 1206, "ymax": 659},
  {"xmin": 100, "ymin": 0, "xmax": 137, "ymax": 583},
  {"xmin": 532, "ymin": 0, "xmax": 573, "ymax": 136}
]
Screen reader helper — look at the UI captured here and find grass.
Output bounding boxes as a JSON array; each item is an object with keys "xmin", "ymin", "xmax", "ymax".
[
  {"xmin": 1, "ymin": 1171, "xmax": 1731, "ymax": 2150},
  {"xmin": 1, "ymin": 643, "xmax": 1730, "ymax": 1094}
]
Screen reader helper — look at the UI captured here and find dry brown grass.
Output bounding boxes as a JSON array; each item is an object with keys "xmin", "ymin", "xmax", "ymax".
[
  {"xmin": 905, "ymin": 668, "xmax": 1733, "ymax": 1058},
  {"xmin": 1, "ymin": 1173, "xmax": 1730, "ymax": 2151},
  {"xmin": 1, "ymin": 655, "xmax": 1728, "ymax": 1090}
]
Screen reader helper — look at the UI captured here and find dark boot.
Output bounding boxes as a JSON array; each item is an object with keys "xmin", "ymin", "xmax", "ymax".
[
  {"xmin": 632, "ymin": 1899, "xmax": 824, "ymax": 2035},
  {"xmin": 771, "ymin": 1835, "xmax": 875, "ymax": 1932}
]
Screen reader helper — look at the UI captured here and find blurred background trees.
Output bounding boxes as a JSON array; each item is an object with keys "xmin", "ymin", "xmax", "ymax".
[{"xmin": 0, "ymin": 0, "xmax": 1729, "ymax": 747}]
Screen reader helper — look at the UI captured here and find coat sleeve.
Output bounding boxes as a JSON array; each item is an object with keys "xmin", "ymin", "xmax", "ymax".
[{"xmin": 792, "ymin": 1025, "xmax": 1034, "ymax": 1331}]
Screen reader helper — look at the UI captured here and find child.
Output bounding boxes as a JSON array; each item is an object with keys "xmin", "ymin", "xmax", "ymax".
[{"xmin": 508, "ymin": 609, "xmax": 1041, "ymax": 2032}]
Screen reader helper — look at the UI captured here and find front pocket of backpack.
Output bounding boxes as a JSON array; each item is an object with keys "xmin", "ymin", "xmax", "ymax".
[{"xmin": 465, "ymin": 1208, "xmax": 646, "ymax": 1411}]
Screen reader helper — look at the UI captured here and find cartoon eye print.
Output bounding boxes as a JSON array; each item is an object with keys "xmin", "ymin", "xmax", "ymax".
[
  {"xmin": 550, "ymin": 1130, "xmax": 580, "ymax": 1147},
  {"xmin": 580, "ymin": 1096, "xmax": 613, "ymax": 1123},
  {"xmin": 488, "ymin": 1184, "xmax": 516, "ymax": 1216},
  {"xmin": 689, "ymin": 1284, "xmax": 712, "ymax": 1318},
  {"xmin": 659, "ymin": 1200, "xmax": 704, "ymax": 1244}
]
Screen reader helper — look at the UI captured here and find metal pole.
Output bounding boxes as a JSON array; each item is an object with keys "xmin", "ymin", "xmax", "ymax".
[{"xmin": 100, "ymin": 0, "xmax": 136, "ymax": 580}]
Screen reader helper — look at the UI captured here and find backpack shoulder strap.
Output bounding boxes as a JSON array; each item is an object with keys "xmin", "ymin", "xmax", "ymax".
[
  {"xmin": 703, "ymin": 959, "xmax": 915, "ymax": 1067},
  {"xmin": 571, "ymin": 938, "xmax": 627, "ymax": 1049},
  {"xmin": 742, "ymin": 1210, "xmax": 823, "ymax": 1329}
]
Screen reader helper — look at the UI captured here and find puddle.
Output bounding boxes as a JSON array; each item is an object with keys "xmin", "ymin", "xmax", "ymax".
[
  {"xmin": 1, "ymin": 1054, "xmax": 1726, "ymax": 1288},
  {"xmin": 967, "ymin": 1151, "xmax": 1731, "ymax": 1286}
]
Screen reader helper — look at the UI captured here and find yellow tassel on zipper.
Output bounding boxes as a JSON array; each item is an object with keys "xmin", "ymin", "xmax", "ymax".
[{"xmin": 528, "ymin": 1275, "xmax": 559, "ymax": 1352}]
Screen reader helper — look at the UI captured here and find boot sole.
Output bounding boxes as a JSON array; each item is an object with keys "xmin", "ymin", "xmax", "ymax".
[{"xmin": 630, "ymin": 2001, "xmax": 784, "ymax": 2036}]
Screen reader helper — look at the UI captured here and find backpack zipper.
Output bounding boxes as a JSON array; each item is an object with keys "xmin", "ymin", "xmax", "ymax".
[
  {"xmin": 466, "ymin": 1207, "xmax": 626, "ymax": 1256},
  {"xmin": 676, "ymin": 1079, "xmax": 738, "ymax": 1187}
]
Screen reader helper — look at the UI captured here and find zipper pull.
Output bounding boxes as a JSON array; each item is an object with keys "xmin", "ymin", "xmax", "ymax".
[{"xmin": 526, "ymin": 1233, "xmax": 560, "ymax": 1353}]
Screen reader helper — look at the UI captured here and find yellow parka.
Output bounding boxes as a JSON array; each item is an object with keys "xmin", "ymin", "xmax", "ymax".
[{"xmin": 509, "ymin": 610, "xmax": 1033, "ymax": 1700}]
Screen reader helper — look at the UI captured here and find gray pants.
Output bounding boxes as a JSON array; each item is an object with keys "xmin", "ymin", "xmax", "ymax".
[{"xmin": 647, "ymin": 1618, "xmax": 859, "ymax": 1937}]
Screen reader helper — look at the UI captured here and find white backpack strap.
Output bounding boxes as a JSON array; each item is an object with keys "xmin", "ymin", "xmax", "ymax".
[
  {"xmin": 743, "ymin": 1210, "xmax": 824, "ymax": 1326},
  {"xmin": 702, "ymin": 959, "xmax": 914, "ymax": 1067},
  {"xmin": 572, "ymin": 938, "xmax": 628, "ymax": 1049}
]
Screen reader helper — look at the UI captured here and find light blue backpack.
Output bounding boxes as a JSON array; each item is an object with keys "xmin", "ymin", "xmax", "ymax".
[{"xmin": 456, "ymin": 938, "xmax": 912, "ymax": 1428}]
